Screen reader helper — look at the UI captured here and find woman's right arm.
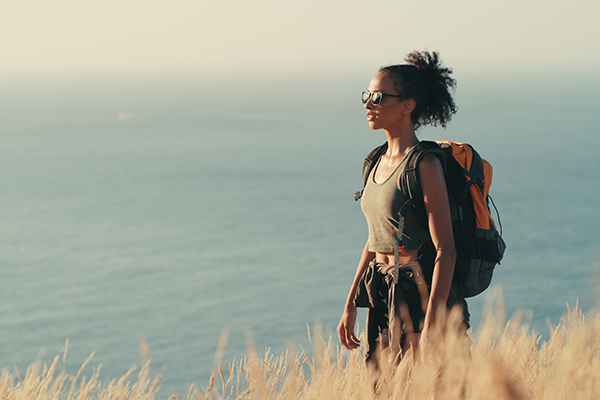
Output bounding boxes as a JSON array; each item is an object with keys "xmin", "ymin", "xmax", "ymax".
[{"xmin": 337, "ymin": 240, "xmax": 375, "ymax": 350}]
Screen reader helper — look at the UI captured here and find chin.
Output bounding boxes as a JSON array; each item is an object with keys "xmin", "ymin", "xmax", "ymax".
[{"xmin": 367, "ymin": 120, "xmax": 378, "ymax": 130}]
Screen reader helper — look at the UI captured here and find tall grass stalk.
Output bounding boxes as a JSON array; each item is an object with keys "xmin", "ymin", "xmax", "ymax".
[{"xmin": 3, "ymin": 296, "xmax": 600, "ymax": 399}]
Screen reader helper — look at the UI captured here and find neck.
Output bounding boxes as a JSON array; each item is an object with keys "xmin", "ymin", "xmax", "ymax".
[{"xmin": 383, "ymin": 125, "xmax": 419, "ymax": 158}]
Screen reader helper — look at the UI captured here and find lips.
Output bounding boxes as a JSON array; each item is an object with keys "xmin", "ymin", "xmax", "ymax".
[{"xmin": 366, "ymin": 112, "xmax": 376, "ymax": 121}]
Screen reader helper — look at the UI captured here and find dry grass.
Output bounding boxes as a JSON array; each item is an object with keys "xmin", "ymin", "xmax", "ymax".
[
  {"xmin": 0, "ymin": 340, "xmax": 161, "ymax": 400},
  {"xmin": 3, "ymin": 293, "xmax": 600, "ymax": 399},
  {"xmin": 188, "ymin": 292, "xmax": 600, "ymax": 400}
]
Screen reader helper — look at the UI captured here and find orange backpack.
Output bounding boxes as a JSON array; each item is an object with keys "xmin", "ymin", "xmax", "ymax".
[{"xmin": 355, "ymin": 140, "xmax": 506, "ymax": 297}]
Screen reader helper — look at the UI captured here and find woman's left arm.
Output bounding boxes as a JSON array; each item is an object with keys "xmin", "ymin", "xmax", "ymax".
[{"xmin": 418, "ymin": 154, "xmax": 456, "ymax": 343}]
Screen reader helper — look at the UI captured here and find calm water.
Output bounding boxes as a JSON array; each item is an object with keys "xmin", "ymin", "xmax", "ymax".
[{"xmin": 0, "ymin": 73, "xmax": 598, "ymax": 395}]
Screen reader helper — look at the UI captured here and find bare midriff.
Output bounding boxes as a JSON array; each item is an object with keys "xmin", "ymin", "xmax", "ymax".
[{"xmin": 375, "ymin": 249, "xmax": 419, "ymax": 266}]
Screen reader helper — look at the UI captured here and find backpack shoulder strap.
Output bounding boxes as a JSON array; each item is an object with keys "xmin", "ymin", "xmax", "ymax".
[
  {"xmin": 399, "ymin": 141, "xmax": 448, "ymax": 224},
  {"xmin": 354, "ymin": 142, "xmax": 388, "ymax": 201}
]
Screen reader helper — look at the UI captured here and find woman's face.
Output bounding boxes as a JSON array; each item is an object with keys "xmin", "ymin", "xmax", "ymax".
[{"xmin": 364, "ymin": 71, "xmax": 405, "ymax": 131}]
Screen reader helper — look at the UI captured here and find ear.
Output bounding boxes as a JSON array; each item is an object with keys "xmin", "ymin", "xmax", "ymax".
[{"xmin": 400, "ymin": 98, "xmax": 416, "ymax": 115}]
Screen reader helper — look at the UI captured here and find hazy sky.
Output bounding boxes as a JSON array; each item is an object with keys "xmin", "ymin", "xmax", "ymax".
[{"xmin": 2, "ymin": 0, "xmax": 598, "ymax": 77}]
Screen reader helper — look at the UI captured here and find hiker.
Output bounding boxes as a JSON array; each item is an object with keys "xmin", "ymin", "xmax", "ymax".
[{"xmin": 337, "ymin": 51, "xmax": 469, "ymax": 367}]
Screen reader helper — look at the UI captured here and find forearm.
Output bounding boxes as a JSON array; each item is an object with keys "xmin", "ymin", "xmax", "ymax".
[
  {"xmin": 344, "ymin": 240, "xmax": 375, "ymax": 309},
  {"xmin": 424, "ymin": 246, "xmax": 456, "ymax": 325},
  {"xmin": 338, "ymin": 240, "xmax": 375, "ymax": 349}
]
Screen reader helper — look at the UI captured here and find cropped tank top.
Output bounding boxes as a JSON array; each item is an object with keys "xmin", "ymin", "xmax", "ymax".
[{"xmin": 360, "ymin": 150, "xmax": 431, "ymax": 253}]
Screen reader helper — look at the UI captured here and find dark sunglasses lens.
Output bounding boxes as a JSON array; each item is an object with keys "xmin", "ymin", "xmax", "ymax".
[
  {"xmin": 371, "ymin": 93, "xmax": 382, "ymax": 105},
  {"xmin": 361, "ymin": 91, "xmax": 370, "ymax": 104}
]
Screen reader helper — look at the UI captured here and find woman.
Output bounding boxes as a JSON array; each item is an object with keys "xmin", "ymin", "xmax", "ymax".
[{"xmin": 337, "ymin": 51, "xmax": 468, "ymax": 367}]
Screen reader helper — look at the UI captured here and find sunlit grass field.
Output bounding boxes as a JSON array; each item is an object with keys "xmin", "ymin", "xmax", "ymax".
[{"xmin": 3, "ymin": 293, "xmax": 599, "ymax": 399}]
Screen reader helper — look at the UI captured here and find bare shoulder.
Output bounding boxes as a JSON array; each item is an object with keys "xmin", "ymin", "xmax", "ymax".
[{"xmin": 418, "ymin": 153, "xmax": 444, "ymax": 178}]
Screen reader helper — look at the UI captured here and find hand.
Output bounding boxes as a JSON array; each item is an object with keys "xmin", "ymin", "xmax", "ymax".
[
  {"xmin": 418, "ymin": 320, "xmax": 440, "ymax": 360},
  {"xmin": 418, "ymin": 326, "xmax": 431, "ymax": 355},
  {"xmin": 337, "ymin": 305, "xmax": 360, "ymax": 350}
]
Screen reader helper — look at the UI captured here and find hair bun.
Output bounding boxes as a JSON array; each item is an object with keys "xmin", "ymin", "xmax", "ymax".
[{"xmin": 382, "ymin": 50, "xmax": 457, "ymax": 128}]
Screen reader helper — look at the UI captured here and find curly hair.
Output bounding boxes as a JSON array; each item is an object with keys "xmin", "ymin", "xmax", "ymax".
[{"xmin": 380, "ymin": 51, "xmax": 457, "ymax": 129}]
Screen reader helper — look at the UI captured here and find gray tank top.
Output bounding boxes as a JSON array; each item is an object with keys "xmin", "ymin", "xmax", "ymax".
[{"xmin": 360, "ymin": 153, "xmax": 431, "ymax": 253}]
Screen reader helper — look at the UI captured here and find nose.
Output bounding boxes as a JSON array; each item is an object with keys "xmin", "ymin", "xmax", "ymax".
[{"xmin": 364, "ymin": 97, "xmax": 374, "ymax": 109}]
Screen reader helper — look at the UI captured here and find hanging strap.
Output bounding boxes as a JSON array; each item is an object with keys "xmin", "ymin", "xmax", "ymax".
[{"xmin": 393, "ymin": 199, "xmax": 412, "ymax": 284}]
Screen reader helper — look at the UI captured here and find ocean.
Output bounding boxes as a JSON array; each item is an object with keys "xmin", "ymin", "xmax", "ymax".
[{"xmin": 0, "ymin": 72, "xmax": 598, "ymax": 395}]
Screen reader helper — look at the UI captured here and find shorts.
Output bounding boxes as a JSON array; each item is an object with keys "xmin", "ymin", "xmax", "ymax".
[
  {"xmin": 367, "ymin": 262, "xmax": 428, "ymax": 345},
  {"xmin": 356, "ymin": 254, "xmax": 469, "ymax": 365}
]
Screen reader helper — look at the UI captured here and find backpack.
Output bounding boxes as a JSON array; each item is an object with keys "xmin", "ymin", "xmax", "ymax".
[{"xmin": 354, "ymin": 140, "xmax": 506, "ymax": 298}]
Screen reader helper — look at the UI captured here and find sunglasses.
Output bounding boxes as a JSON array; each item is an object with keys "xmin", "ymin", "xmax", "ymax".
[{"xmin": 361, "ymin": 91, "xmax": 405, "ymax": 106}]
